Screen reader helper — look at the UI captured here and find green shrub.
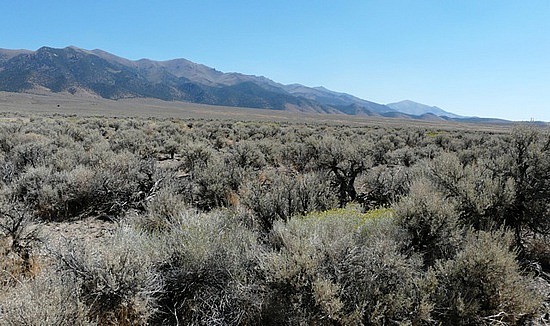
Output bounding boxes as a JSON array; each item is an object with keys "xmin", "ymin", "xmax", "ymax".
[
  {"xmin": 312, "ymin": 136, "xmax": 371, "ymax": 207},
  {"xmin": 339, "ymin": 217, "xmax": 429, "ymax": 325},
  {"xmin": 0, "ymin": 114, "xmax": 547, "ymax": 326},
  {"xmin": 429, "ymin": 152, "xmax": 513, "ymax": 230},
  {"xmin": 186, "ymin": 156, "xmax": 240, "ymax": 210},
  {"xmin": 8, "ymin": 133, "xmax": 54, "ymax": 170},
  {"xmin": 430, "ymin": 126, "xmax": 550, "ymax": 253},
  {"xmin": 136, "ymin": 184, "xmax": 189, "ymax": 232},
  {"xmin": 280, "ymin": 140, "xmax": 317, "ymax": 172},
  {"xmin": 227, "ymin": 140, "xmax": 266, "ymax": 170}
]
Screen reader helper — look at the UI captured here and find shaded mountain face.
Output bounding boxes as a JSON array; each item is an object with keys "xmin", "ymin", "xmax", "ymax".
[
  {"xmin": 0, "ymin": 46, "xmax": 492, "ymax": 122},
  {"xmin": 0, "ymin": 46, "xmax": 398, "ymax": 114}
]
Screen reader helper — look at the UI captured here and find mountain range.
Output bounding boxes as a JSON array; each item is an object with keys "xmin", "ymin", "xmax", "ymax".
[{"xmin": 0, "ymin": 46, "xmax": 503, "ymax": 122}]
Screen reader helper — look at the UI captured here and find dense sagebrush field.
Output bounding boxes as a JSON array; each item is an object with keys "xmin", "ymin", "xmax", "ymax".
[{"xmin": 0, "ymin": 112, "xmax": 549, "ymax": 325}]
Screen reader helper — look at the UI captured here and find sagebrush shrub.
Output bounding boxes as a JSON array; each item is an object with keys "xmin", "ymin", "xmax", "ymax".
[
  {"xmin": 241, "ymin": 170, "xmax": 337, "ymax": 232},
  {"xmin": 0, "ymin": 114, "xmax": 547, "ymax": 326},
  {"xmin": 0, "ymin": 272, "xmax": 94, "ymax": 326},
  {"xmin": 0, "ymin": 200, "xmax": 42, "ymax": 284},
  {"xmin": 53, "ymin": 227, "xmax": 162, "ymax": 325},
  {"xmin": 9, "ymin": 151, "xmax": 157, "ymax": 221},
  {"xmin": 357, "ymin": 164, "xmax": 413, "ymax": 210},
  {"xmin": 150, "ymin": 209, "xmax": 265, "ymax": 325},
  {"xmin": 430, "ymin": 229, "xmax": 542, "ymax": 325},
  {"xmin": 394, "ymin": 178, "xmax": 462, "ymax": 265},
  {"xmin": 312, "ymin": 135, "xmax": 372, "ymax": 207},
  {"xmin": 261, "ymin": 207, "xmax": 430, "ymax": 325},
  {"xmin": 429, "ymin": 126, "xmax": 550, "ymax": 253},
  {"xmin": 137, "ymin": 185, "xmax": 189, "ymax": 232}
]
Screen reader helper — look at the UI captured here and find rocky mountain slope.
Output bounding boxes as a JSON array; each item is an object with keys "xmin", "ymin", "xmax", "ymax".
[{"xmin": 0, "ymin": 46, "xmax": 499, "ymax": 122}]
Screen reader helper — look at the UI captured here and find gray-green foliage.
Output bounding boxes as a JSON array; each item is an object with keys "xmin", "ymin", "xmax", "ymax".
[
  {"xmin": 54, "ymin": 227, "xmax": 162, "ymax": 325},
  {"xmin": 10, "ymin": 152, "xmax": 155, "ymax": 220},
  {"xmin": 430, "ymin": 229, "xmax": 542, "ymax": 325},
  {"xmin": 312, "ymin": 135, "xmax": 372, "ymax": 206},
  {"xmin": 262, "ymin": 208, "xmax": 430, "ymax": 325},
  {"xmin": 357, "ymin": 164, "xmax": 414, "ymax": 210},
  {"xmin": 429, "ymin": 125, "xmax": 550, "ymax": 249},
  {"xmin": 0, "ymin": 114, "xmax": 547, "ymax": 325},
  {"xmin": 241, "ymin": 170, "xmax": 338, "ymax": 231},
  {"xmin": 0, "ymin": 272, "xmax": 94, "ymax": 326},
  {"xmin": 394, "ymin": 178, "xmax": 462, "ymax": 265},
  {"xmin": 149, "ymin": 209, "xmax": 265, "ymax": 325}
]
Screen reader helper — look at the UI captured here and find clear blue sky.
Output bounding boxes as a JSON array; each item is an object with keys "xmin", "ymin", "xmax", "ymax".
[{"xmin": 2, "ymin": 1, "xmax": 550, "ymax": 121}]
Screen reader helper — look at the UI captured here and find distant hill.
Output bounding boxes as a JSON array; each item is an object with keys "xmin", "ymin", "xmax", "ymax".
[
  {"xmin": 0, "ymin": 46, "xmax": 504, "ymax": 123},
  {"xmin": 387, "ymin": 100, "xmax": 462, "ymax": 118}
]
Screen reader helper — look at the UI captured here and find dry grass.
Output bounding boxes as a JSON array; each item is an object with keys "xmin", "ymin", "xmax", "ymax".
[{"xmin": 0, "ymin": 91, "xmax": 515, "ymax": 132}]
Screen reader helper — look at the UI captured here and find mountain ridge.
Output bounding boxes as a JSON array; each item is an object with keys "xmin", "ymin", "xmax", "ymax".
[
  {"xmin": 0, "ymin": 46, "xmax": 501, "ymax": 122},
  {"xmin": 387, "ymin": 100, "xmax": 462, "ymax": 119}
]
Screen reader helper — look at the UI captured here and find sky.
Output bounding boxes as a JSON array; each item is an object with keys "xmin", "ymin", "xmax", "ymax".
[{"xmin": 2, "ymin": 0, "xmax": 550, "ymax": 121}]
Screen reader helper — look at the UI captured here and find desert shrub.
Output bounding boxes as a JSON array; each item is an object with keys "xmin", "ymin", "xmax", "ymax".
[
  {"xmin": 254, "ymin": 138, "xmax": 284, "ymax": 167},
  {"xmin": 54, "ymin": 227, "xmax": 162, "ymax": 325},
  {"xmin": 492, "ymin": 126, "xmax": 550, "ymax": 247},
  {"xmin": 357, "ymin": 164, "xmax": 413, "ymax": 210},
  {"xmin": 386, "ymin": 146, "xmax": 418, "ymax": 167},
  {"xmin": 161, "ymin": 138, "xmax": 181, "ymax": 159},
  {"xmin": 371, "ymin": 137, "xmax": 395, "ymax": 166},
  {"xmin": 309, "ymin": 135, "xmax": 372, "ymax": 206},
  {"xmin": 108, "ymin": 125, "xmax": 157, "ymax": 157},
  {"xmin": 261, "ymin": 207, "xmax": 430, "ymax": 325},
  {"xmin": 185, "ymin": 156, "xmax": 242, "ymax": 210},
  {"xmin": 280, "ymin": 139, "xmax": 318, "ymax": 172},
  {"xmin": 35, "ymin": 166, "xmax": 99, "ymax": 220},
  {"xmin": 394, "ymin": 179, "xmax": 462, "ymax": 265},
  {"xmin": 241, "ymin": 170, "xmax": 337, "ymax": 232},
  {"xmin": 525, "ymin": 235, "xmax": 550, "ymax": 273},
  {"xmin": 150, "ymin": 209, "xmax": 264, "ymax": 325},
  {"xmin": 8, "ymin": 133, "xmax": 55, "ymax": 170},
  {"xmin": 136, "ymin": 184, "xmax": 190, "ymax": 232},
  {"xmin": 430, "ymin": 229, "xmax": 542, "ymax": 325},
  {"xmin": 179, "ymin": 142, "xmax": 214, "ymax": 171},
  {"xmin": 293, "ymin": 171, "xmax": 338, "ymax": 214},
  {"xmin": 0, "ymin": 272, "xmax": 94, "ymax": 326},
  {"xmin": 10, "ymin": 151, "xmax": 156, "ymax": 221},
  {"xmin": 415, "ymin": 143, "xmax": 442, "ymax": 161},
  {"xmin": 226, "ymin": 140, "xmax": 266, "ymax": 170},
  {"xmin": 1, "ymin": 114, "xmax": 548, "ymax": 325},
  {"xmin": 429, "ymin": 152, "xmax": 514, "ymax": 230},
  {"xmin": 0, "ymin": 158, "xmax": 17, "ymax": 185},
  {"xmin": 430, "ymin": 126, "xmax": 550, "ymax": 251},
  {"xmin": 0, "ymin": 200, "xmax": 42, "ymax": 285},
  {"xmin": 0, "ymin": 200, "xmax": 41, "ymax": 257},
  {"xmin": 261, "ymin": 208, "xmax": 362, "ymax": 324},
  {"xmin": 92, "ymin": 152, "xmax": 157, "ymax": 215},
  {"xmin": 339, "ymin": 216, "xmax": 430, "ymax": 325}
]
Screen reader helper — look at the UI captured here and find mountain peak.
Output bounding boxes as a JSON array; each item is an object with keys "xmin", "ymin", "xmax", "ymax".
[
  {"xmin": 387, "ymin": 100, "xmax": 461, "ymax": 118},
  {"xmin": 0, "ymin": 45, "xmax": 472, "ymax": 121}
]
